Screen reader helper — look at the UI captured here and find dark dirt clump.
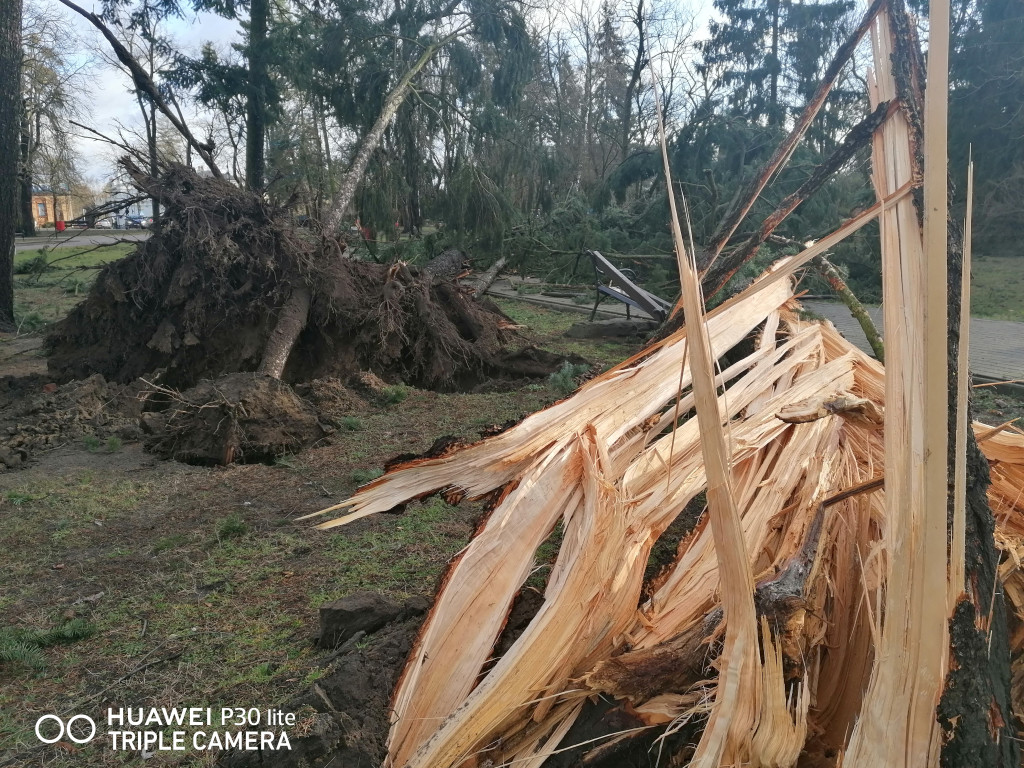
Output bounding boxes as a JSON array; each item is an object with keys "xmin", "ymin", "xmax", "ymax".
[
  {"xmin": 46, "ymin": 162, "xmax": 578, "ymax": 393},
  {"xmin": 140, "ymin": 373, "xmax": 330, "ymax": 465},
  {"xmin": 0, "ymin": 374, "xmax": 142, "ymax": 469},
  {"xmin": 219, "ymin": 595, "xmax": 430, "ymax": 768}
]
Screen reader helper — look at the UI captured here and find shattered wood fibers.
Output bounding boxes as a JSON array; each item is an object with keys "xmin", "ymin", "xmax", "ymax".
[{"xmin": 309, "ymin": 268, "xmax": 1024, "ymax": 766}]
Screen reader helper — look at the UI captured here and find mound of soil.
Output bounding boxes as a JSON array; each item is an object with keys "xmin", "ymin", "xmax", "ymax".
[
  {"xmin": 140, "ymin": 373, "xmax": 329, "ymax": 465},
  {"xmin": 46, "ymin": 162, "xmax": 571, "ymax": 393},
  {"xmin": 0, "ymin": 374, "xmax": 141, "ymax": 469}
]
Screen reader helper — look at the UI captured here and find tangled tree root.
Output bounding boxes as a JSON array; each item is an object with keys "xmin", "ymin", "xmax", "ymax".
[
  {"xmin": 46, "ymin": 162, "xmax": 570, "ymax": 392},
  {"xmin": 140, "ymin": 373, "xmax": 329, "ymax": 465}
]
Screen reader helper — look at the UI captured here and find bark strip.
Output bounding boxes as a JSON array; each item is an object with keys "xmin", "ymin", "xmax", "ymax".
[{"xmin": 813, "ymin": 253, "xmax": 885, "ymax": 361}]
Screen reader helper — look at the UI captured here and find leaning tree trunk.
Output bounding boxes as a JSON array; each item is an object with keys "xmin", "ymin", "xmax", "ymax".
[
  {"xmin": 18, "ymin": 109, "xmax": 35, "ymax": 239},
  {"xmin": 321, "ymin": 34, "xmax": 456, "ymax": 235},
  {"xmin": 0, "ymin": 0, "xmax": 21, "ymax": 331},
  {"xmin": 258, "ymin": 33, "xmax": 458, "ymax": 379}
]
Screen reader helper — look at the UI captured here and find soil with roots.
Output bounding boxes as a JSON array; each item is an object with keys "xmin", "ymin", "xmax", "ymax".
[
  {"xmin": 46, "ymin": 162, "xmax": 576, "ymax": 394},
  {"xmin": 35, "ymin": 162, "xmax": 589, "ymax": 466}
]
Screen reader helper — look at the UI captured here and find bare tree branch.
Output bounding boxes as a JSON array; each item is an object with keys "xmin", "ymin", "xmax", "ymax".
[{"xmin": 56, "ymin": 0, "xmax": 223, "ymax": 179}]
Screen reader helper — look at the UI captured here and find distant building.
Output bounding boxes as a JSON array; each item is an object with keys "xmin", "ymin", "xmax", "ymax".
[{"xmin": 31, "ymin": 186, "xmax": 78, "ymax": 227}]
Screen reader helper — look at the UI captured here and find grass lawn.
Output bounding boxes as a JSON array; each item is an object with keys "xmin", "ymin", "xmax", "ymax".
[
  {"xmin": 0, "ymin": 246, "xmax": 646, "ymax": 766},
  {"xmin": 971, "ymin": 254, "xmax": 1024, "ymax": 321},
  {"xmin": 12, "ymin": 243, "xmax": 137, "ymax": 332},
  {"xmin": 1, "ymin": 241, "xmax": 1023, "ymax": 765}
]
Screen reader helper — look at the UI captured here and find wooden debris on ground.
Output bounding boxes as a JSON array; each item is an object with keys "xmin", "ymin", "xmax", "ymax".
[{"xmin": 308, "ymin": 272, "xmax": 1024, "ymax": 766}]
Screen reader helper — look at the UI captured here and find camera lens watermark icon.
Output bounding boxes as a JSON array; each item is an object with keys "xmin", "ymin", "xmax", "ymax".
[{"xmin": 35, "ymin": 714, "xmax": 96, "ymax": 744}]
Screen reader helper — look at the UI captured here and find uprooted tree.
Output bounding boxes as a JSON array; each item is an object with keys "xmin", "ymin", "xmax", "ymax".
[{"xmin": 40, "ymin": 0, "xmax": 584, "ymax": 469}]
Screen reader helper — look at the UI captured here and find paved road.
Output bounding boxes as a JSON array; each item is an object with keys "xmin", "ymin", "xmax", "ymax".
[
  {"xmin": 15, "ymin": 231, "xmax": 149, "ymax": 252},
  {"xmin": 486, "ymin": 280, "xmax": 1024, "ymax": 384},
  {"xmin": 803, "ymin": 300, "xmax": 1024, "ymax": 383}
]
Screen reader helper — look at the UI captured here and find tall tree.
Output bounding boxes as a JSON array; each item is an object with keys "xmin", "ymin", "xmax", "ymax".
[
  {"xmin": 244, "ymin": 0, "xmax": 268, "ymax": 189},
  {"xmin": 102, "ymin": 0, "xmax": 278, "ymax": 188},
  {"xmin": 701, "ymin": 0, "xmax": 856, "ymax": 135},
  {"xmin": 947, "ymin": 0, "xmax": 1024, "ymax": 253},
  {"xmin": 0, "ymin": 0, "xmax": 21, "ymax": 330}
]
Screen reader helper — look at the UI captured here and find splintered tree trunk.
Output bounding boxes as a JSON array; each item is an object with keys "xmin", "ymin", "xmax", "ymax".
[{"xmin": 0, "ymin": 0, "xmax": 21, "ymax": 330}]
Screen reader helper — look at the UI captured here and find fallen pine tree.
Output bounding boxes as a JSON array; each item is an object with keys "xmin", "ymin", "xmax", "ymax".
[{"xmin": 303, "ymin": 1, "xmax": 1023, "ymax": 764}]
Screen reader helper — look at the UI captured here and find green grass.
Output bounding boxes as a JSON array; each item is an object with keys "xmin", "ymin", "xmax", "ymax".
[
  {"xmin": 13, "ymin": 242, "xmax": 135, "ymax": 271},
  {"xmin": 493, "ymin": 298, "xmax": 639, "ymax": 368},
  {"xmin": 548, "ymin": 361, "xmax": 591, "ymax": 395},
  {"xmin": 381, "ymin": 384, "xmax": 409, "ymax": 405},
  {"xmin": 12, "ymin": 243, "xmax": 136, "ymax": 329},
  {"xmin": 349, "ymin": 467, "xmax": 385, "ymax": 486},
  {"xmin": 318, "ymin": 498, "xmax": 468, "ymax": 599},
  {"xmin": 971, "ymin": 255, "xmax": 1024, "ymax": 321},
  {"xmin": 0, "ymin": 619, "xmax": 97, "ymax": 673},
  {"xmin": 217, "ymin": 513, "xmax": 249, "ymax": 540}
]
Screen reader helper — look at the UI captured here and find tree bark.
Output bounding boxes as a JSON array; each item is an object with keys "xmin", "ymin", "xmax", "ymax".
[
  {"xmin": 877, "ymin": 0, "xmax": 1019, "ymax": 759},
  {"xmin": 0, "ymin": 0, "xmax": 21, "ymax": 330},
  {"xmin": 149, "ymin": 99, "xmax": 161, "ymax": 229},
  {"xmin": 245, "ymin": 0, "xmax": 269, "ymax": 190},
  {"xmin": 256, "ymin": 285, "xmax": 311, "ymax": 380},
  {"xmin": 813, "ymin": 253, "xmax": 885, "ymax": 361},
  {"xmin": 468, "ymin": 256, "xmax": 507, "ymax": 298},
  {"xmin": 619, "ymin": 0, "xmax": 645, "ymax": 169}
]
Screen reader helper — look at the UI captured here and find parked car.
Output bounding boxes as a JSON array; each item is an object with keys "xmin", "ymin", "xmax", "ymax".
[
  {"xmin": 126, "ymin": 216, "xmax": 145, "ymax": 229},
  {"xmin": 93, "ymin": 217, "xmax": 113, "ymax": 229},
  {"xmin": 67, "ymin": 217, "xmax": 89, "ymax": 229}
]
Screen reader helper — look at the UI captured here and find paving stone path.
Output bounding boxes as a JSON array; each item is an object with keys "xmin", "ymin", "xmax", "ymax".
[{"xmin": 802, "ymin": 300, "xmax": 1024, "ymax": 382}]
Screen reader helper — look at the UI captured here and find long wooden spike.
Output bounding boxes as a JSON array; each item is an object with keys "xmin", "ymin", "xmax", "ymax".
[
  {"xmin": 844, "ymin": 3, "xmax": 950, "ymax": 762},
  {"xmin": 653, "ymin": 74, "xmax": 761, "ymax": 766},
  {"xmin": 950, "ymin": 154, "xmax": 973, "ymax": 604}
]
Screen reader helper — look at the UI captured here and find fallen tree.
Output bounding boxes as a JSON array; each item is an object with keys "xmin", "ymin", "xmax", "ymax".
[{"xmin": 44, "ymin": 162, "xmax": 565, "ymax": 392}]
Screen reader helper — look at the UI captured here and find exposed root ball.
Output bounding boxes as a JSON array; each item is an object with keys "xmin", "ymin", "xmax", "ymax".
[
  {"xmin": 140, "ymin": 373, "xmax": 328, "ymax": 465},
  {"xmin": 46, "ymin": 162, "xmax": 563, "ymax": 391}
]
